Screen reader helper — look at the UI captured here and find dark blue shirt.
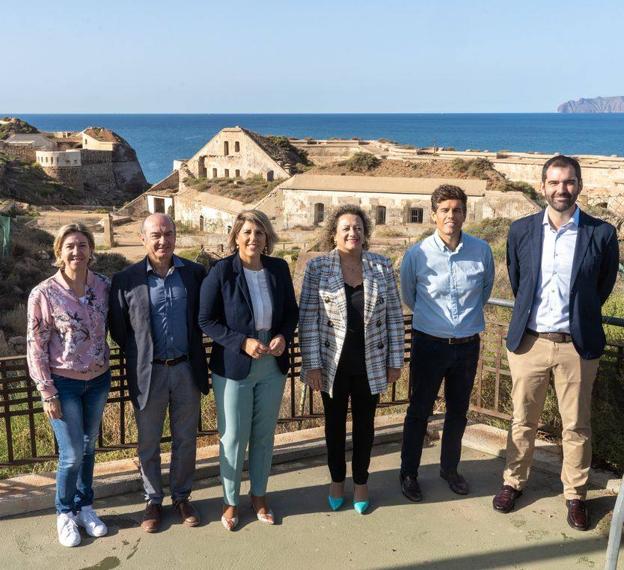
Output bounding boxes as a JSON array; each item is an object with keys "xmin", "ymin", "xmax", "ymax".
[{"xmin": 147, "ymin": 255, "xmax": 189, "ymax": 359}]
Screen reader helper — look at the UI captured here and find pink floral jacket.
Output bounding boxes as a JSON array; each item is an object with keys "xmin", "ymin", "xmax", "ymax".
[{"xmin": 26, "ymin": 270, "xmax": 110, "ymax": 399}]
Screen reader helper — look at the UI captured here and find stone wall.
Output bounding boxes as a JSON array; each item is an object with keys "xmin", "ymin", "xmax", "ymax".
[
  {"xmin": 0, "ymin": 143, "xmax": 36, "ymax": 162},
  {"xmin": 281, "ymin": 189, "xmax": 538, "ymax": 229},
  {"xmin": 282, "ymin": 189, "xmax": 441, "ymax": 228},
  {"xmin": 188, "ymin": 128, "xmax": 289, "ymax": 180},
  {"xmin": 175, "ymin": 194, "xmax": 235, "ymax": 234},
  {"xmin": 40, "ymin": 166, "xmax": 83, "ymax": 191}
]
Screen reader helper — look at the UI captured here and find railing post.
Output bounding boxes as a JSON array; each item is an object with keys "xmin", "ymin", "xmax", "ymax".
[{"xmin": 604, "ymin": 478, "xmax": 624, "ymax": 570}]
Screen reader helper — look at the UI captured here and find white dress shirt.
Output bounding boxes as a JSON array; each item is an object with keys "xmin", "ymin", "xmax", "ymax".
[
  {"xmin": 527, "ymin": 207, "xmax": 580, "ymax": 333},
  {"xmin": 243, "ymin": 267, "xmax": 273, "ymax": 331}
]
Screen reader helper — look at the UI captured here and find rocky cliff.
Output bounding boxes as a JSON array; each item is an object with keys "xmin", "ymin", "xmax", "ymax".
[{"xmin": 557, "ymin": 96, "xmax": 624, "ymax": 113}]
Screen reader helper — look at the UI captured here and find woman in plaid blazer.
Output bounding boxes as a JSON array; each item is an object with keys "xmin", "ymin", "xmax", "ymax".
[{"xmin": 299, "ymin": 204, "xmax": 404, "ymax": 514}]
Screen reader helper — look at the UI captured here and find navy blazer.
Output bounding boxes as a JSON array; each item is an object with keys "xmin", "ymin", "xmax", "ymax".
[
  {"xmin": 109, "ymin": 256, "xmax": 209, "ymax": 410},
  {"xmin": 506, "ymin": 209, "xmax": 619, "ymax": 359},
  {"xmin": 198, "ymin": 253, "xmax": 299, "ymax": 379}
]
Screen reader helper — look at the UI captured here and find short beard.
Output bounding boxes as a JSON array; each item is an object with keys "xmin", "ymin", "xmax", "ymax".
[{"xmin": 546, "ymin": 193, "xmax": 576, "ymax": 212}]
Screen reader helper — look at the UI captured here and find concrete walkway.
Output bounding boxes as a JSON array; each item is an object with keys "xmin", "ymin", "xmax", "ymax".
[{"xmin": 1, "ymin": 439, "xmax": 620, "ymax": 570}]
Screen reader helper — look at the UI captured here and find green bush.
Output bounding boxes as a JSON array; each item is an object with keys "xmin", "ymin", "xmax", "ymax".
[
  {"xmin": 466, "ymin": 158, "xmax": 494, "ymax": 178},
  {"xmin": 344, "ymin": 152, "xmax": 381, "ymax": 172}
]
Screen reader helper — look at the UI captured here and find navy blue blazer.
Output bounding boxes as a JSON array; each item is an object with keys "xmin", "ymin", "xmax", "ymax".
[
  {"xmin": 506, "ymin": 209, "xmax": 619, "ymax": 359},
  {"xmin": 198, "ymin": 253, "xmax": 299, "ymax": 379},
  {"xmin": 109, "ymin": 256, "xmax": 209, "ymax": 410}
]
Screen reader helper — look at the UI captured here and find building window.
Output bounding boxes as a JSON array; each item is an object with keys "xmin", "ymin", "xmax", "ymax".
[
  {"xmin": 199, "ymin": 215, "xmax": 204, "ymax": 232},
  {"xmin": 410, "ymin": 207, "xmax": 424, "ymax": 223},
  {"xmin": 314, "ymin": 203, "xmax": 325, "ymax": 224},
  {"xmin": 235, "ymin": 169, "xmax": 240, "ymax": 178},
  {"xmin": 234, "ymin": 141, "xmax": 240, "ymax": 152},
  {"xmin": 153, "ymin": 197, "xmax": 166, "ymax": 214},
  {"xmin": 212, "ymin": 168, "xmax": 218, "ymax": 178},
  {"xmin": 266, "ymin": 170, "xmax": 274, "ymax": 182},
  {"xmin": 224, "ymin": 141, "xmax": 229, "ymax": 156},
  {"xmin": 375, "ymin": 205, "xmax": 386, "ymax": 225},
  {"xmin": 224, "ymin": 169, "xmax": 230, "ymax": 178}
]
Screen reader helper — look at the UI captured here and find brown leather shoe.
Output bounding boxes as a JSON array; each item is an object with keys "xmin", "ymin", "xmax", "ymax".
[
  {"xmin": 566, "ymin": 499, "xmax": 589, "ymax": 531},
  {"xmin": 175, "ymin": 499, "xmax": 200, "ymax": 527},
  {"xmin": 440, "ymin": 470, "xmax": 469, "ymax": 495},
  {"xmin": 141, "ymin": 502, "xmax": 162, "ymax": 533},
  {"xmin": 492, "ymin": 485, "xmax": 522, "ymax": 513}
]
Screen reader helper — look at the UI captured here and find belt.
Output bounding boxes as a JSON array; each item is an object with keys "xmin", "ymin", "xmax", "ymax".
[
  {"xmin": 152, "ymin": 355, "xmax": 188, "ymax": 366},
  {"xmin": 526, "ymin": 329, "xmax": 572, "ymax": 344},
  {"xmin": 413, "ymin": 330, "xmax": 479, "ymax": 345}
]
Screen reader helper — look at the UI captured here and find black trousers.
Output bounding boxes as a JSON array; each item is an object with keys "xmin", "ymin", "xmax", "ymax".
[
  {"xmin": 321, "ymin": 365, "xmax": 379, "ymax": 485},
  {"xmin": 400, "ymin": 333, "xmax": 480, "ymax": 477}
]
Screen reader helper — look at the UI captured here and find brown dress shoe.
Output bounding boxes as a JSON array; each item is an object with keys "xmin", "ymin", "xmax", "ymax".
[
  {"xmin": 566, "ymin": 499, "xmax": 589, "ymax": 531},
  {"xmin": 440, "ymin": 470, "xmax": 469, "ymax": 495},
  {"xmin": 141, "ymin": 502, "xmax": 162, "ymax": 533},
  {"xmin": 492, "ymin": 485, "xmax": 522, "ymax": 513},
  {"xmin": 175, "ymin": 499, "xmax": 200, "ymax": 527}
]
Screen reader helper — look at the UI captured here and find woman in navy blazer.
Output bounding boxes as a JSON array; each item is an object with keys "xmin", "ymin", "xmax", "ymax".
[{"xmin": 199, "ymin": 210, "xmax": 298, "ymax": 530}]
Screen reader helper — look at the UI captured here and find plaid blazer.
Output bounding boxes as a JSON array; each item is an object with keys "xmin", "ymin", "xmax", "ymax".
[{"xmin": 299, "ymin": 249, "xmax": 404, "ymax": 396}]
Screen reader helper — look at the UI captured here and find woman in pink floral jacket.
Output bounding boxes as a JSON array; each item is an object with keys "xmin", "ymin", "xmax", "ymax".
[{"xmin": 27, "ymin": 223, "xmax": 111, "ymax": 547}]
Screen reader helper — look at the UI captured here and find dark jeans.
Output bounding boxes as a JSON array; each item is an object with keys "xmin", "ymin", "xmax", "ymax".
[
  {"xmin": 321, "ymin": 365, "xmax": 379, "ymax": 485},
  {"xmin": 50, "ymin": 370, "xmax": 111, "ymax": 514},
  {"xmin": 400, "ymin": 333, "xmax": 480, "ymax": 477}
]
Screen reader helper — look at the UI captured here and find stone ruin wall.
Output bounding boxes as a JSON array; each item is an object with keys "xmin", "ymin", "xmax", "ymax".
[
  {"xmin": 40, "ymin": 166, "xmax": 84, "ymax": 191},
  {"xmin": 189, "ymin": 131, "xmax": 288, "ymax": 180},
  {"xmin": 0, "ymin": 143, "xmax": 37, "ymax": 162}
]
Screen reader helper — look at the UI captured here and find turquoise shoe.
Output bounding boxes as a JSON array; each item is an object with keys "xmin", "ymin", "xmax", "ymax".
[
  {"xmin": 328, "ymin": 495, "xmax": 344, "ymax": 511},
  {"xmin": 353, "ymin": 500, "xmax": 369, "ymax": 514}
]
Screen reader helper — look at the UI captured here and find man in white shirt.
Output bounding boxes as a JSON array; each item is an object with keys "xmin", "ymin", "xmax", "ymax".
[{"xmin": 492, "ymin": 155, "xmax": 619, "ymax": 531}]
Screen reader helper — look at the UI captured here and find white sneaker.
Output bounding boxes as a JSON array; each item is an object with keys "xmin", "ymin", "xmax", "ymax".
[
  {"xmin": 75, "ymin": 506, "xmax": 108, "ymax": 537},
  {"xmin": 57, "ymin": 513, "xmax": 81, "ymax": 547}
]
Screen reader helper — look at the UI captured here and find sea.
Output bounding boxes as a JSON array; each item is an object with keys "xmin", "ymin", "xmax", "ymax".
[{"xmin": 17, "ymin": 113, "xmax": 624, "ymax": 184}]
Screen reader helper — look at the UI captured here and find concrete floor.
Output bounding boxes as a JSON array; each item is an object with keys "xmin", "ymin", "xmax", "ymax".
[{"xmin": 1, "ymin": 440, "xmax": 621, "ymax": 570}]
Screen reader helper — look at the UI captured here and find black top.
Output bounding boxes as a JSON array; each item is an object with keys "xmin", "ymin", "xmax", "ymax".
[{"xmin": 338, "ymin": 283, "xmax": 366, "ymax": 373}]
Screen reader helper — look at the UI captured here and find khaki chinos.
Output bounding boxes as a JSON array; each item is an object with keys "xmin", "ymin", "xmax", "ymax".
[{"xmin": 503, "ymin": 333, "xmax": 599, "ymax": 500}]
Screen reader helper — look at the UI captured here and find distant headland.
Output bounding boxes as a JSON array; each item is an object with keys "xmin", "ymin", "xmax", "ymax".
[{"xmin": 557, "ymin": 96, "xmax": 624, "ymax": 113}]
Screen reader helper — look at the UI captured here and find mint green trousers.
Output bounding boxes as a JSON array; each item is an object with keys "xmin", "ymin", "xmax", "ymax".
[{"xmin": 212, "ymin": 345, "xmax": 286, "ymax": 506}]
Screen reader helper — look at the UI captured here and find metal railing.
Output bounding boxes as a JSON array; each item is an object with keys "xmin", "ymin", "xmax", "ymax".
[{"xmin": 1, "ymin": 300, "xmax": 623, "ymax": 469}]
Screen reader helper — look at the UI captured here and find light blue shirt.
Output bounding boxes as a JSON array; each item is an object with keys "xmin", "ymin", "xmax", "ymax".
[
  {"xmin": 400, "ymin": 231, "xmax": 495, "ymax": 338},
  {"xmin": 147, "ymin": 255, "xmax": 189, "ymax": 359},
  {"xmin": 527, "ymin": 206, "xmax": 579, "ymax": 334}
]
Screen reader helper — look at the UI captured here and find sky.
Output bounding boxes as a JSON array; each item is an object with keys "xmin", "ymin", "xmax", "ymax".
[{"xmin": 4, "ymin": 0, "xmax": 624, "ymax": 113}]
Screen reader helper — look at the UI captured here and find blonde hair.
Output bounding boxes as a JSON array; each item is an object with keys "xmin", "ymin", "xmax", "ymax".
[
  {"xmin": 53, "ymin": 223, "xmax": 96, "ymax": 269},
  {"xmin": 226, "ymin": 210, "xmax": 278, "ymax": 255}
]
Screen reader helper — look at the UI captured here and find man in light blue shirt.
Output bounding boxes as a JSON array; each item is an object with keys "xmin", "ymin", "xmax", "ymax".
[{"xmin": 399, "ymin": 185, "xmax": 494, "ymax": 502}]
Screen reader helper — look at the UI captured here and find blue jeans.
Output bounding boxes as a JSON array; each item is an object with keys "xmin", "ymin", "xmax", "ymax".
[{"xmin": 50, "ymin": 370, "xmax": 111, "ymax": 514}]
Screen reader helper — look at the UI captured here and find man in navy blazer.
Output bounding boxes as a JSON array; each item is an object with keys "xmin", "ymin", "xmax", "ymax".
[
  {"xmin": 109, "ymin": 214, "xmax": 208, "ymax": 533},
  {"xmin": 493, "ymin": 155, "xmax": 619, "ymax": 531}
]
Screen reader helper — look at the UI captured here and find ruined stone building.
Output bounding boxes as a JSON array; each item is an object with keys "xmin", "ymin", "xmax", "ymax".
[
  {"xmin": 129, "ymin": 127, "xmax": 309, "ymax": 226},
  {"xmin": 183, "ymin": 126, "xmax": 305, "ymax": 182},
  {"xmin": 1, "ymin": 125, "xmax": 148, "ymax": 201},
  {"xmin": 278, "ymin": 174, "xmax": 539, "ymax": 228}
]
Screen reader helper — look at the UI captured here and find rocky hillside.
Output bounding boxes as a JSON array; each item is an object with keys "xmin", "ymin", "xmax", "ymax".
[
  {"xmin": 0, "ymin": 153, "xmax": 86, "ymax": 204},
  {"xmin": 0, "ymin": 117, "xmax": 38, "ymax": 140},
  {"xmin": 0, "ymin": 216, "xmax": 131, "ymax": 354},
  {"xmin": 557, "ymin": 96, "xmax": 624, "ymax": 113}
]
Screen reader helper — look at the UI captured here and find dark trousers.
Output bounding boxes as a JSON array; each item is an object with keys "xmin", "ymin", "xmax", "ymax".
[
  {"xmin": 321, "ymin": 365, "xmax": 379, "ymax": 485},
  {"xmin": 400, "ymin": 333, "xmax": 480, "ymax": 477}
]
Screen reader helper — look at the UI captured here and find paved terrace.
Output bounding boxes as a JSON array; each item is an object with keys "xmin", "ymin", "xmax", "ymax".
[{"xmin": 1, "ymin": 419, "xmax": 621, "ymax": 570}]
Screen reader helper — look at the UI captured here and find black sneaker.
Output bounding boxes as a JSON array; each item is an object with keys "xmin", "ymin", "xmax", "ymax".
[{"xmin": 400, "ymin": 473, "xmax": 423, "ymax": 502}]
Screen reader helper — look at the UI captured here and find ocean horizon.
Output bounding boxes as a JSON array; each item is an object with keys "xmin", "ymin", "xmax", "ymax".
[{"xmin": 10, "ymin": 113, "xmax": 624, "ymax": 183}]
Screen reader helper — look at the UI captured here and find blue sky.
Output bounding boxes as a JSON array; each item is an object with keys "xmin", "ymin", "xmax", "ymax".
[{"xmin": 4, "ymin": 0, "xmax": 624, "ymax": 113}]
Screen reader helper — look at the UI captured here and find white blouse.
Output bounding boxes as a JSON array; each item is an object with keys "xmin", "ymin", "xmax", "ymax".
[{"xmin": 243, "ymin": 267, "xmax": 273, "ymax": 331}]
